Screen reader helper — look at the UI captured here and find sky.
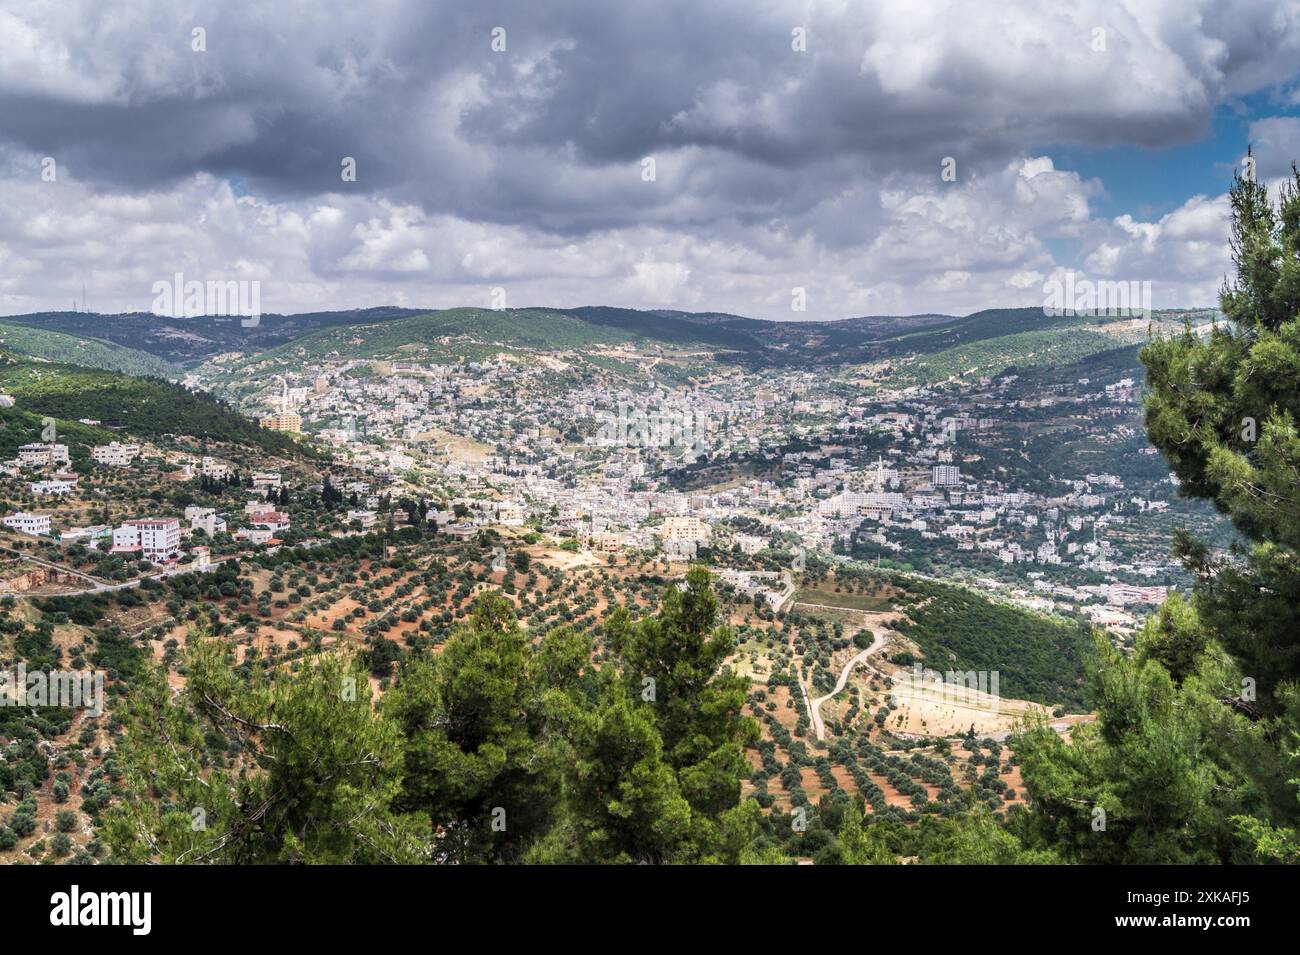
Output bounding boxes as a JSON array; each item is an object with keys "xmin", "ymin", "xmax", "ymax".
[{"xmin": 3, "ymin": 0, "xmax": 1300, "ymax": 322}]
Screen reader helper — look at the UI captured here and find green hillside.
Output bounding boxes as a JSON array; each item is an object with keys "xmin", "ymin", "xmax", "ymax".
[
  {"xmin": 891, "ymin": 576, "xmax": 1091, "ymax": 710},
  {"xmin": 196, "ymin": 307, "xmax": 747, "ymax": 392},
  {"xmin": 0, "ymin": 321, "xmax": 178, "ymax": 378},
  {"xmin": 276, "ymin": 308, "xmax": 637, "ymax": 358},
  {"xmin": 0, "ymin": 405, "xmax": 115, "ymax": 462},
  {"xmin": 0, "ymin": 361, "xmax": 312, "ymax": 458},
  {"xmin": 0, "ymin": 307, "xmax": 428, "ymax": 366},
  {"xmin": 888, "ymin": 328, "xmax": 1122, "ymax": 386}
]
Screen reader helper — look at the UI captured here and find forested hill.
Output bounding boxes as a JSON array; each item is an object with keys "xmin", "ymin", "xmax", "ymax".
[
  {"xmin": 0, "ymin": 321, "xmax": 177, "ymax": 378},
  {"xmin": 0, "ymin": 307, "xmax": 429, "ymax": 366},
  {"xmin": 0, "ymin": 305, "xmax": 1217, "ymax": 384},
  {"xmin": 0, "ymin": 359, "xmax": 311, "ymax": 458}
]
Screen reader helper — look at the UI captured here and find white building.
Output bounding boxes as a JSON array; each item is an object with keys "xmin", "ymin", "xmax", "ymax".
[
  {"xmin": 30, "ymin": 479, "xmax": 74, "ymax": 496},
  {"xmin": 91, "ymin": 442, "xmax": 141, "ymax": 466},
  {"xmin": 662, "ymin": 538, "xmax": 698, "ymax": 560},
  {"xmin": 932, "ymin": 465, "xmax": 962, "ymax": 487},
  {"xmin": 233, "ymin": 527, "xmax": 275, "ymax": 545},
  {"xmin": 201, "ymin": 456, "xmax": 232, "ymax": 480},
  {"xmin": 347, "ymin": 509, "xmax": 378, "ymax": 529},
  {"xmin": 18, "ymin": 443, "xmax": 70, "ymax": 469},
  {"xmin": 3, "ymin": 512, "xmax": 51, "ymax": 536},
  {"xmin": 185, "ymin": 506, "xmax": 228, "ymax": 537},
  {"xmin": 111, "ymin": 518, "xmax": 182, "ymax": 561},
  {"xmin": 495, "ymin": 501, "xmax": 525, "ymax": 526}
]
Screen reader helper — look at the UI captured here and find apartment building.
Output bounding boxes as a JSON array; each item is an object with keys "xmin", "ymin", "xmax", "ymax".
[
  {"xmin": 248, "ymin": 511, "xmax": 291, "ymax": 533},
  {"xmin": 91, "ymin": 442, "xmax": 141, "ymax": 466},
  {"xmin": 661, "ymin": 515, "xmax": 710, "ymax": 543},
  {"xmin": 201, "ymin": 456, "xmax": 232, "ymax": 480},
  {"xmin": 111, "ymin": 518, "xmax": 182, "ymax": 561},
  {"xmin": 259, "ymin": 411, "xmax": 302, "ymax": 433},
  {"xmin": 932, "ymin": 465, "xmax": 963, "ymax": 487},
  {"xmin": 185, "ymin": 506, "xmax": 228, "ymax": 536},
  {"xmin": 18, "ymin": 443, "xmax": 70, "ymax": 469}
]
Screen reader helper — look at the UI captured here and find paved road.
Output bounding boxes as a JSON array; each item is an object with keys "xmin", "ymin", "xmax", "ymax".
[
  {"xmin": 11, "ymin": 552, "xmax": 239, "ymax": 596},
  {"xmin": 807, "ymin": 625, "xmax": 888, "ymax": 742}
]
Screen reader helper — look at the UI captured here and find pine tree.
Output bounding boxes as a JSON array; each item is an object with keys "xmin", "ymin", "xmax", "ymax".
[
  {"xmin": 104, "ymin": 638, "xmax": 426, "ymax": 863},
  {"xmin": 1017, "ymin": 155, "xmax": 1300, "ymax": 862},
  {"xmin": 603, "ymin": 565, "xmax": 759, "ymax": 857},
  {"xmin": 384, "ymin": 594, "xmax": 571, "ymax": 862}
]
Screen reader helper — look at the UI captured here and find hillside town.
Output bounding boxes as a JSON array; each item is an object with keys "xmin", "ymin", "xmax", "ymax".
[{"xmin": 168, "ymin": 350, "xmax": 1200, "ymax": 633}]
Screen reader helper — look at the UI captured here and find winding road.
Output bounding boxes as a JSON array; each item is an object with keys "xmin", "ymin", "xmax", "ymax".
[{"xmin": 805, "ymin": 624, "xmax": 889, "ymax": 742}]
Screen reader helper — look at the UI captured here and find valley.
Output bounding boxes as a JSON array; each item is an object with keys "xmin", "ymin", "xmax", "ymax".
[{"xmin": 0, "ymin": 301, "xmax": 1228, "ymax": 864}]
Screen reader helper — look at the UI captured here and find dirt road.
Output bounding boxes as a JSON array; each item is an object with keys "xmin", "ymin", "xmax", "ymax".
[{"xmin": 807, "ymin": 625, "xmax": 888, "ymax": 741}]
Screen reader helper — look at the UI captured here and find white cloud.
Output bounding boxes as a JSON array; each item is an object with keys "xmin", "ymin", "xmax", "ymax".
[{"xmin": 0, "ymin": 0, "xmax": 1290, "ymax": 319}]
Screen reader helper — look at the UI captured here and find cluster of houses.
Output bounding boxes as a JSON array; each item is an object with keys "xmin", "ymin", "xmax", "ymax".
[
  {"xmin": 5, "ymin": 441, "xmax": 141, "ymax": 495},
  {"xmin": 2, "ymin": 453, "xmax": 293, "ymax": 562},
  {"xmin": 2, "ymin": 503, "xmax": 293, "ymax": 563}
]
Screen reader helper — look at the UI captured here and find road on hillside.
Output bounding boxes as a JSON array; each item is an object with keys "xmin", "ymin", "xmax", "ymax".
[
  {"xmin": 806, "ymin": 624, "xmax": 889, "ymax": 742},
  {"xmin": 10, "ymin": 552, "xmax": 242, "ymax": 596}
]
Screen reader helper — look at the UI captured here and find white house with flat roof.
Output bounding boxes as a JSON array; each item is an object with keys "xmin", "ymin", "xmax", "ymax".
[
  {"xmin": 92, "ymin": 442, "xmax": 141, "ymax": 466},
  {"xmin": 4, "ymin": 512, "xmax": 51, "ymax": 536}
]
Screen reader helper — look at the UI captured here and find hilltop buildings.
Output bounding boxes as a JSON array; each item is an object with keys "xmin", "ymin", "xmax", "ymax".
[{"xmin": 260, "ymin": 377, "xmax": 302, "ymax": 433}]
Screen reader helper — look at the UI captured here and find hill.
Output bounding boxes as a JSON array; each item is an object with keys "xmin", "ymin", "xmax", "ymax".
[
  {"xmin": 0, "ymin": 361, "xmax": 313, "ymax": 458},
  {"xmin": 194, "ymin": 306, "xmax": 764, "ymax": 393},
  {"xmin": 236, "ymin": 306, "xmax": 751, "ymax": 361},
  {"xmin": 0, "ymin": 321, "xmax": 178, "ymax": 378},
  {"xmin": 562, "ymin": 306, "xmax": 771, "ymax": 352},
  {"xmin": 0, "ymin": 307, "xmax": 428, "ymax": 367},
  {"xmin": 890, "ymin": 576, "xmax": 1092, "ymax": 710},
  {"xmin": 1, "ymin": 305, "xmax": 1219, "ymax": 389}
]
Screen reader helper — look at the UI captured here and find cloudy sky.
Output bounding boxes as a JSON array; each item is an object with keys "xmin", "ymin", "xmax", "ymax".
[{"xmin": 3, "ymin": 0, "xmax": 1300, "ymax": 321}]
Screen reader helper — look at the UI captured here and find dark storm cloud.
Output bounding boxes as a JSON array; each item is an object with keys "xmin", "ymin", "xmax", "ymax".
[
  {"xmin": 0, "ymin": 0, "xmax": 1298, "ymax": 319},
  {"xmin": 4, "ymin": 0, "xmax": 1299, "ymax": 235}
]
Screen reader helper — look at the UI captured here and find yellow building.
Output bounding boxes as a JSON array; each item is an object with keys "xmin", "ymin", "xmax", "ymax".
[
  {"xmin": 661, "ymin": 515, "xmax": 710, "ymax": 542},
  {"xmin": 259, "ymin": 412, "xmax": 302, "ymax": 433}
]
